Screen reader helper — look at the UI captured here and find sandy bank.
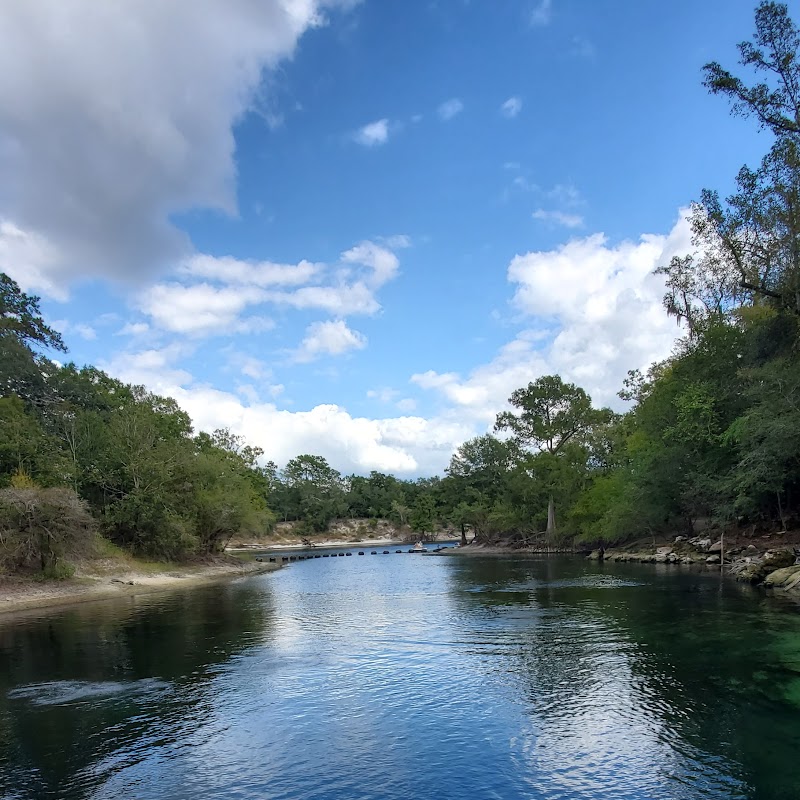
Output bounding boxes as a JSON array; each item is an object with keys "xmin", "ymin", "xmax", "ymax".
[
  {"xmin": 0, "ymin": 558, "xmax": 280, "ymax": 616},
  {"xmin": 228, "ymin": 537, "xmax": 406, "ymax": 551}
]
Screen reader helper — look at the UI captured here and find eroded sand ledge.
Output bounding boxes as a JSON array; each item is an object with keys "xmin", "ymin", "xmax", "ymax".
[{"xmin": 0, "ymin": 558, "xmax": 280, "ymax": 616}]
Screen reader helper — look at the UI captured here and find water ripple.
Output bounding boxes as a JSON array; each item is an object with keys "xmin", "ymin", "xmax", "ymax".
[{"xmin": 1, "ymin": 554, "xmax": 795, "ymax": 798}]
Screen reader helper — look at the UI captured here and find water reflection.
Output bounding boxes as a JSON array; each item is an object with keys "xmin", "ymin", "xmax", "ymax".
[
  {"xmin": 0, "ymin": 582, "xmax": 273, "ymax": 799},
  {"xmin": 1, "ymin": 554, "xmax": 799, "ymax": 799}
]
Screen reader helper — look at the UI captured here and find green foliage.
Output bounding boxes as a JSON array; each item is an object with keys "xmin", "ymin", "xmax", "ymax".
[
  {"xmin": 3, "ymin": 4, "xmax": 800, "ymax": 561},
  {"xmin": 0, "ymin": 273, "xmax": 65, "ymax": 353},
  {"xmin": 410, "ymin": 493, "xmax": 436, "ymax": 535}
]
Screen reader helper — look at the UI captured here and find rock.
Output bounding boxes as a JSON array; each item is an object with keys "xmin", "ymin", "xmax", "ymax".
[
  {"xmin": 587, "ymin": 549, "xmax": 603, "ymax": 561},
  {"xmin": 656, "ymin": 546, "xmax": 673, "ymax": 555},
  {"xmin": 746, "ymin": 544, "xmax": 758, "ymax": 552},
  {"xmin": 667, "ymin": 553, "xmax": 679, "ymax": 563},
  {"xmin": 655, "ymin": 553, "xmax": 668, "ymax": 563},
  {"xmin": 708, "ymin": 541, "xmax": 723, "ymax": 553},
  {"xmin": 735, "ymin": 562, "xmax": 765, "ymax": 583},
  {"xmin": 764, "ymin": 565, "xmax": 800, "ymax": 591},
  {"xmin": 762, "ymin": 549, "xmax": 796, "ymax": 570},
  {"xmin": 694, "ymin": 538, "xmax": 712, "ymax": 551},
  {"xmin": 706, "ymin": 554, "xmax": 721, "ymax": 564},
  {"xmin": 674, "ymin": 535, "xmax": 687, "ymax": 543},
  {"xmin": 680, "ymin": 556, "xmax": 695, "ymax": 565}
]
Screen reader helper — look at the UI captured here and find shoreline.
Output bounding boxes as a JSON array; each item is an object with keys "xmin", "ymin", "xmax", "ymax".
[
  {"xmin": 227, "ymin": 536, "xmax": 459, "ymax": 552},
  {"xmin": 0, "ymin": 558, "xmax": 280, "ymax": 617}
]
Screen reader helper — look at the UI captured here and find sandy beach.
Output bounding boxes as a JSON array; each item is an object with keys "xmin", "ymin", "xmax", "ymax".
[{"xmin": 0, "ymin": 558, "xmax": 280, "ymax": 616}]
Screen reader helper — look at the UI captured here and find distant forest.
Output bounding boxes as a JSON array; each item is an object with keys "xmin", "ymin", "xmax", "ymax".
[{"xmin": 2, "ymin": 2, "xmax": 800, "ymax": 575}]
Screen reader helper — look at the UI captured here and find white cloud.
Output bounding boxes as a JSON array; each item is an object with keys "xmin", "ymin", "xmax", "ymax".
[
  {"xmin": 437, "ymin": 98, "xmax": 464, "ymax": 121},
  {"xmin": 530, "ymin": 0, "xmax": 553, "ymax": 26},
  {"xmin": 136, "ymin": 237, "xmax": 406, "ymax": 335},
  {"xmin": 294, "ymin": 319, "xmax": 367, "ymax": 363},
  {"xmin": 74, "ymin": 324, "xmax": 97, "ymax": 341},
  {"xmin": 265, "ymin": 282, "xmax": 381, "ymax": 316},
  {"xmin": 354, "ymin": 118, "xmax": 389, "ymax": 146},
  {"xmin": 0, "ymin": 0, "xmax": 354, "ymax": 296},
  {"xmin": 0, "ymin": 219, "xmax": 66, "ymax": 300},
  {"xmin": 101, "ymin": 344, "xmax": 194, "ymax": 395},
  {"xmin": 99, "ymin": 214, "xmax": 695, "ymax": 477},
  {"xmin": 236, "ymin": 355, "xmax": 271, "ymax": 380},
  {"xmin": 532, "ymin": 209, "xmax": 584, "ymax": 228},
  {"xmin": 501, "ymin": 97, "xmax": 523, "ymax": 118},
  {"xmin": 381, "ymin": 234, "xmax": 412, "ymax": 249},
  {"xmin": 180, "ymin": 254, "xmax": 321, "ymax": 287},
  {"xmin": 139, "ymin": 282, "xmax": 274, "ymax": 336},
  {"xmin": 116, "ymin": 322, "xmax": 150, "ymax": 337},
  {"xmin": 414, "ymin": 212, "xmax": 693, "ymax": 414},
  {"xmin": 102, "ymin": 342, "xmax": 472, "ymax": 473},
  {"xmin": 341, "ymin": 241, "xmax": 399, "ymax": 288}
]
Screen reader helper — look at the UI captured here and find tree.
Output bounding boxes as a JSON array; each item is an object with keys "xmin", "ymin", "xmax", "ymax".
[
  {"xmin": 495, "ymin": 376, "xmax": 610, "ymax": 539},
  {"xmin": 687, "ymin": 4, "xmax": 800, "ymax": 315},
  {"xmin": 410, "ymin": 493, "xmax": 436, "ymax": 538},
  {"xmin": 0, "ymin": 274, "xmax": 66, "ymax": 353},
  {"xmin": 280, "ymin": 455, "xmax": 347, "ymax": 532},
  {"xmin": 703, "ymin": 2, "xmax": 800, "ymax": 141}
]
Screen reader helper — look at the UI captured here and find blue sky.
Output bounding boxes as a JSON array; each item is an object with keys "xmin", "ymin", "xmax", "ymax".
[{"xmin": 1, "ymin": 0, "xmax": 772, "ymax": 474}]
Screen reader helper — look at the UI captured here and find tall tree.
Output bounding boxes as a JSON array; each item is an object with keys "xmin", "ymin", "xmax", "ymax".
[{"xmin": 495, "ymin": 376, "xmax": 609, "ymax": 539}]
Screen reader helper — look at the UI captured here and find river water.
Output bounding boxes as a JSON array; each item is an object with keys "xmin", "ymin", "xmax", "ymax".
[{"xmin": 1, "ymin": 551, "xmax": 800, "ymax": 800}]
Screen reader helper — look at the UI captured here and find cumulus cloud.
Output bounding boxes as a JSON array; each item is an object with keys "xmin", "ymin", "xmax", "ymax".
[
  {"xmin": 0, "ymin": 219, "xmax": 65, "ymax": 300},
  {"xmin": 414, "ymin": 212, "xmax": 693, "ymax": 413},
  {"xmin": 0, "ymin": 0, "xmax": 354, "ymax": 296},
  {"xmin": 180, "ymin": 254, "xmax": 321, "ymax": 287},
  {"xmin": 532, "ymin": 209, "xmax": 584, "ymax": 228},
  {"xmin": 138, "ymin": 282, "xmax": 274, "ymax": 336},
  {"xmin": 137, "ymin": 238, "xmax": 407, "ymax": 336},
  {"xmin": 265, "ymin": 282, "xmax": 381, "ymax": 316},
  {"xmin": 341, "ymin": 241, "xmax": 399, "ymax": 287},
  {"xmin": 437, "ymin": 98, "xmax": 464, "ymax": 121},
  {"xmin": 501, "ymin": 97, "xmax": 523, "ymax": 118},
  {"xmin": 100, "ymin": 213, "xmax": 695, "ymax": 476},
  {"xmin": 102, "ymin": 342, "xmax": 473, "ymax": 474},
  {"xmin": 294, "ymin": 319, "xmax": 367, "ymax": 362},
  {"xmin": 353, "ymin": 118, "xmax": 390, "ymax": 146},
  {"xmin": 116, "ymin": 322, "xmax": 150, "ymax": 337}
]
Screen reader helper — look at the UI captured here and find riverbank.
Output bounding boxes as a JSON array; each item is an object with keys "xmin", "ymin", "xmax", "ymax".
[
  {"xmin": 451, "ymin": 532, "xmax": 800, "ymax": 598},
  {"xmin": 228, "ymin": 536, "xmax": 406, "ymax": 552},
  {"xmin": 0, "ymin": 555, "xmax": 280, "ymax": 616}
]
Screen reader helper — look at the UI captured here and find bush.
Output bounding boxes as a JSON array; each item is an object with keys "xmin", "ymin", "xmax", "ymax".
[{"xmin": 0, "ymin": 487, "xmax": 94, "ymax": 574}]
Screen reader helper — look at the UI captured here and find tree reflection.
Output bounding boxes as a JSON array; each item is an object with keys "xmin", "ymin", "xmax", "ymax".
[{"xmin": 0, "ymin": 581, "xmax": 273, "ymax": 799}]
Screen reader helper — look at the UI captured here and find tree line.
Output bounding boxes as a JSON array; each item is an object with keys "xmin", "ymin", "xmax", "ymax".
[{"xmin": 2, "ymin": 2, "xmax": 800, "ymax": 574}]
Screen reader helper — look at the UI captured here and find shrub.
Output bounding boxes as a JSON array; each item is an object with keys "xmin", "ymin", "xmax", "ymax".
[{"xmin": 0, "ymin": 487, "xmax": 94, "ymax": 574}]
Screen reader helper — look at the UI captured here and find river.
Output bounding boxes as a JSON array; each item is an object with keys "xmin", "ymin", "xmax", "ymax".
[{"xmin": 1, "ymin": 550, "xmax": 799, "ymax": 799}]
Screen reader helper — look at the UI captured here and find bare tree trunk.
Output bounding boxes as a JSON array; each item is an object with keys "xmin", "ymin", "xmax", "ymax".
[
  {"xmin": 546, "ymin": 494, "xmax": 556, "ymax": 540},
  {"xmin": 460, "ymin": 523, "xmax": 467, "ymax": 547},
  {"xmin": 777, "ymin": 491, "xmax": 787, "ymax": 532}
]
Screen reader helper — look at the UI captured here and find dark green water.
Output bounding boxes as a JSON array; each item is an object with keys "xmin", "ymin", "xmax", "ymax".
[{"xmin": 1, "ymin": 553, "xmax": 800, "ymax": 799}]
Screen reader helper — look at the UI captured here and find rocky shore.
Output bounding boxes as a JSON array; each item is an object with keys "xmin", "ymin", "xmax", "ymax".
[{"xmin": 593, "ymin": 533, "xmax": 800, "ymax": 596}]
